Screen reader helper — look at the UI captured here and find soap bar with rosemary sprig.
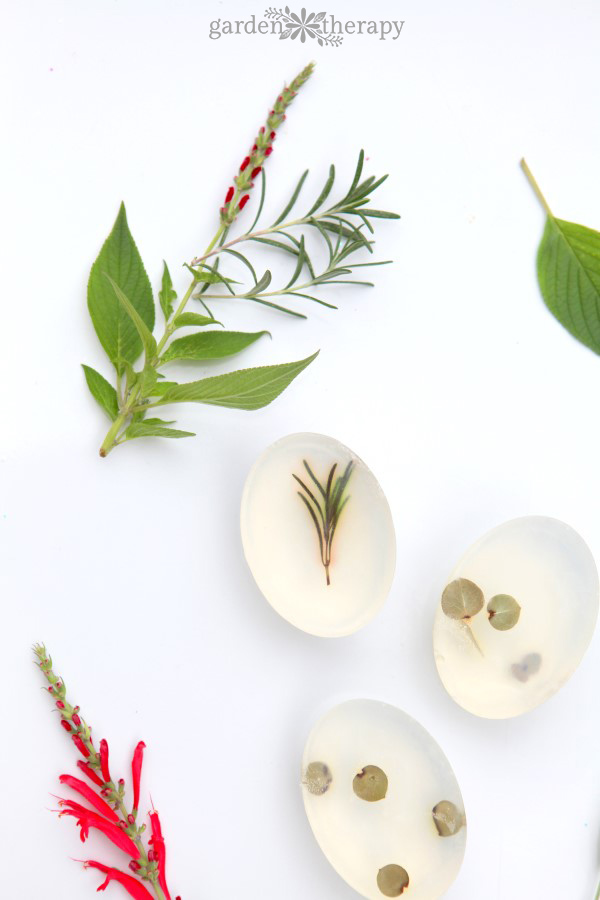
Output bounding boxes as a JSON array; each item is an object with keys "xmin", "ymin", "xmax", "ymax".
[{"xmin": 240, "ymin": 432, "xmax": 396, "ymax": 637}]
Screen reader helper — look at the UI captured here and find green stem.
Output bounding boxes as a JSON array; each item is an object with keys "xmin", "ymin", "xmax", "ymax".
[
  {"xmin": 594, "ymin": 878, "xmax": 600, "ymax": 900},
  {"xmin": 520, "ymin": 158, "xmax": 553, "ymax": 217}
]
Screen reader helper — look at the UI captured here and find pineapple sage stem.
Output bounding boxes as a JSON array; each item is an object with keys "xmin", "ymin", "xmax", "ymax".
[{"xmin": 98, "ymin": 63, "xmax": 314, "ymax": 458}]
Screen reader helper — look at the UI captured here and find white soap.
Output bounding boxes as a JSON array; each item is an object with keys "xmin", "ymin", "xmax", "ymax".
[
  {"xmin": 433, "ymin": 516, "xmax": 599, "ymax": 718},
  {"xmin": 241, "ymin": 433, "xmax": 395, "ymax": 637},
  {"xmin": 302, "ymin": 699, "xmax": 466, "ymax": 900}
]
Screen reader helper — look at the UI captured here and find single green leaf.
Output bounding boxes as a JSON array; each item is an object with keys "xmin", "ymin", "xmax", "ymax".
[
  {"xmin": 105, "ymin": 275, "xmax": 157, "ymax": 362},
  {"xmin": 273, "ymin": 169, "xmax": 309, "ymax": 226},
  {"xmin": 87, "ymin": 203, "xmax": 155, "ymax": 374},
  {"xmin": 285, "ymin": 235, "xmax": 306, "ymax": 289},
  {"xmin": 124, "ymin": 421, "xmax": 195, "ymax": 440},
  {"xmin": 139, "ymin": 365, "xmax": 158, "ymax": 395},
  {"xmin": 157, "ymin": 351, "xmax": 319, "ymax": 410},
  {"xmin": 247, "ymin": 168, "xmax": 267, "ymax": 233},
  {"xmin": 360, "ymin": 208, "xmax": 401, "ymax": 219},
  {"xmin": 441, "ymin": 578, "xmax": 484, "ymax": 620},
  {"xmin": 537, "ymin": 216, "xmax": 600, "ymax": 354},
  {"xmin": 161, "ymin": 330, "xmax": 269, "ymax": 363},
  {"xmin": 487, "ymin": 594, "xmax": 521, "ymax": 631},
  {"xmin": 245, "ymin": 270, "xmax": 272, "ymax": 296},
  {"xmin": 82, "ymin": 364, "xmax": 119, "ymax": 420},
  {"xmin": 305, "ymin": 164, "xmax": 335, "ymax": 217},
  {"xmin": 347, "ymin": 150, "xmax": 365, "ymax": 197},
  {"xmin": 221, "ymin": 248, "xmax": 258, "ymax": 285},
  {"xmin": 173, "ymin": 313, "xmax": 223, "ymax": 328},
  {"xmin": 148, "ymin": 380, "xmax": 179, "ymax": 396},
  {"xmin": 159, "ymin": 260, "xmax": 177, "ymax": 320}
]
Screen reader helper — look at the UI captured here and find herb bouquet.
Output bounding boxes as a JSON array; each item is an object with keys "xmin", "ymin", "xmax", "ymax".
[{"xmin": 82, "ymin": 63, "xmax": 399, "ymax": 457}]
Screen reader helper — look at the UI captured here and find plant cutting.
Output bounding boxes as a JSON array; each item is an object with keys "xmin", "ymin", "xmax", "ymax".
[
  {"xmin": 82, "ymin": 63, "xmax": 399, "ymax": 457},
  {"xmin": 34, "ymin": 644, "xmax": 179, "ymax": 900}
]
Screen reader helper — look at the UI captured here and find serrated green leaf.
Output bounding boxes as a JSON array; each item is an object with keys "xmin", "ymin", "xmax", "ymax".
[
  {"xmin": 159, "ymin": 260, "xmax": 177, "ymax": 320},
  {"xmin": 124, "ymin": 421, "xmax": 195, "ymax": 440},
  {"xmin": 157, "ymin": 351, "xmax": 319, "ymax": 410},
  {"xmin": 105, "ymin": 275, "xmax": 157, "ymax": 362},
  {"xmin": 87, "ymin": 203, "xmax": 155, "ymax": 374},
  {"xmin": 82, "ymin": 364, "xmax": 119, "ymax": 420},
  {"xmin": 537, "ymin": 216, "xmax": 600, "ymax": 354},
  {"xmin": 161, "ymin": 330, "xmax": 269, "ymax": 363},
  {"xmin": 139, "ymin": 365, "xmax": 158, "ymax": 394},
  {"xmin": 148, "ymin": 380, "xmax": 179, "ymax": 396},
  {"xmin": 173, "ymin": 313, "xmax": 223, "ymax": 328}
]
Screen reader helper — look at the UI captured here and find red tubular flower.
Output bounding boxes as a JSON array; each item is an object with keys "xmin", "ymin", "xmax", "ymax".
[
  {"xmin": 72, "ymin": 713, "xmax": 82, "ymax": 726},
  {"xmin": 99, "ymin": 739, "xmax": 111, "ymax": 783},
  {"xmin": 58, "ymin": 800, "xmax": 140, "ymax": 858},
  {"xmin": 149, "ymin": 811, "xmax": 171, "ymax": 900},
  {"xmin": 61, "ymin": 719, "xmax": 72, "ymax": 732},
  {"xmin": 251, "ymin": 166, "xmax": 262, "ymax": 179},
  {"xmin": 72, "ymin": 734, "xmax": 90, "ymax": 757},
  {"xmin": 131, "ymin": 741, "xmax": 146, "ymax": 813},
  {"xmin": 59, "ymin": 774, "xmax": 119, "ymax": 823},
  {"xmin": 238, "ymin": 195, "xmax": 250, "ymax": 211},
  {"xmin": 225, "ymin": 186, "xmax": 234, "ymax": 204},
  {"xmin": 77, "ymin": 760, "xmax": 105, "ymax": 787},
  {"xmin": 239, "ymin": 156, "xmax": 250, "ymax": 172},
  {"xmin": 56, "ymin": 700, "xmax": 65, "ymax": 709},
  {"xmin": 83, "ymin": 861, "xmax": 154, "ymax": 900}
]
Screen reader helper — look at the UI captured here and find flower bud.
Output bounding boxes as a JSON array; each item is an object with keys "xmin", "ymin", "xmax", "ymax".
[
  {"xmin": 56, "ymin": 700, "xmax": 65, "ymax": 709},
  {"xmin": 60, "ymin": 719, "xmax": 72, "ymax": 732},
  {"xmin": 238, "ymin": 195, "xmax": 250, "ymax": 211},
  {"xmin": 72, "ymin": 713, "xmax": 81, "ymax": 726},
  {"xmin": 225, "ymin": 186, "xmax": 234, "ymax": 204}
]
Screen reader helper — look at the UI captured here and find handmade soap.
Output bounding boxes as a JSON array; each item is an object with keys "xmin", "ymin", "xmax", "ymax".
[
  {"xmin": 241, "ymin": 433, "xmax": 395, "ymax": 637},
  {"xmin": 301, "ymin": 699, "xmax": 466, "ymax": 899},
  {"xmin": 433, "ymin": 516, "xmax": 599, "ymax": 718}
]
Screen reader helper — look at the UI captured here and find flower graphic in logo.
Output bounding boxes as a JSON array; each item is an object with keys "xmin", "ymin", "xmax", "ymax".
[{"xmin": 265, "ymin": 7, "xmax": 343, "ymax": 46}]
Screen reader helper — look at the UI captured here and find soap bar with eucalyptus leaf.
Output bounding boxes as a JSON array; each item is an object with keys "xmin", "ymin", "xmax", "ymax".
[
  {"xmin": 301, "ymin": 699, "xmax": 466, "ymax": 899},
  {"xmin": 240, "ymin": 433, "xmax": 395, "ymax": 636},
  {"xmin": 433, "ymin": 516, "xmax": 598, "ymax": 718}
]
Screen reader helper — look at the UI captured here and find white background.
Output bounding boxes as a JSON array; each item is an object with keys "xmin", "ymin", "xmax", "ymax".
[{"xmin": 2, "ymin": 1, "xmax": 600, "ymax": 898}]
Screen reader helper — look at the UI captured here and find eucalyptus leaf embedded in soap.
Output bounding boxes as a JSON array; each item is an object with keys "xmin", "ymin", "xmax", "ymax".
[
  {"xmin": 433, "ymin": 516, "xmax": 599, "ymax": 718},
  {"xmin": 301, "ymin": 700, "xmax": 466, "ymax": 900},
  {"xmin": 240, "ymin": 433, "xmax": 396, "ymax": 636}
]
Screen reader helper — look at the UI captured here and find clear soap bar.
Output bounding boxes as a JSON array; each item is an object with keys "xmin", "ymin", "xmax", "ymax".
[
  {"xmin": 301, "ymin": 699, "xmax": 466, "ymax": 899},
  {"xmin": 433, "ymin": 516, "xmax": 599, "ymax": 718},
  {"xmin": 241, "ymin": 433, "xmax": 396, "ymax": 637}
]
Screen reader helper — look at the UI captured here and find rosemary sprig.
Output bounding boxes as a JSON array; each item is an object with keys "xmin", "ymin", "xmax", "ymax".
[{"xmin": 293, "ymin": 459, "xmax": 354, "ymax": 585}]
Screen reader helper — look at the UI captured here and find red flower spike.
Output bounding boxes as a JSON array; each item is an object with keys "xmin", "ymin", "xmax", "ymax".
[
  {"xmin": 61, "ymin": 719, "xmax": 72, "ymax": 732},
  {"xmin": 238, "ymin": 195, "xmax": 250, "ymax": 211},
  {"xmin": 131, "ymin": 741, "xmax": 145, "ymax": 812},
  {"xmin": 239, "ymin": 156, "xmax": 250, "ymax": 172},
  {"xmin": 78, "ymin": 760, "xmax": 105, "ymax": 788},
  {"xmin": 99, "ymin": 739, "xmax": 111, "ymax": 783},
  {"xmin": 58, "ymin": 801, "xmax": 140, "ymax": 857},
  {"xmin": 72, "ymin": 733, "xmax": 90, "ymax": 758},
  {"xmin": 83, "ymin": 861, "xmax": 154, "ymax": 900},
  {"xmin": 149, "ymin": 811, "xmax": 171, "ymax": 900},
  {"xmin": 225, "ymin": 186, "xmax": 234, "ymax": 204},
  {"xmin": 59, "ymin": 774, "xmax": 120, "ymax": 823},
  {"xmin": 251, "ymin": 167, "xmax": 262, "ymax": 179}
]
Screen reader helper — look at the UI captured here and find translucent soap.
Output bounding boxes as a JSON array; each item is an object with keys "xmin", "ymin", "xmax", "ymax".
[
  {"xmin": 433, "ymin": 516, "xmax": 599, "ymax": 718},
  {"xmin": 302, "ymin": 699, "xmax": 466, "ymax": 899},
  {"xmin": 240, "ymin": 433, "xmax": 396, "ymax": 637}
]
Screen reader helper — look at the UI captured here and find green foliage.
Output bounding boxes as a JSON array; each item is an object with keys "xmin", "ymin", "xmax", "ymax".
[
  {"xmin": 87, "ymin": 203, "xmax": 155, "ymax": 375},
  {"xmin": 159, "ymin": 261, "xmax": 177, "ymax": 321},
  {"xmin": 161, "ymin": 330, "xmax": 269, "ymax": 363},
  {"xmin": 82, "ymin": 365, "xmax": 119, "ymax": 420}
]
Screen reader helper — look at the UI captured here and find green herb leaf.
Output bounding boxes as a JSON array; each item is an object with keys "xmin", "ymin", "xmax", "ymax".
[
  {"xmin": 82, "ymin": 365, "xmax": 119, "ymax": 420},
  {"xmin": 105, "ymin": 275, "xmax": 157, "ymax": 362},
  {"xmin": 157, "ymin": 351, "xmax": 318, "ymax": 410},
  {"xmin": 537, "ymin": 217, "xmax": 600, "ymax": 354},
  {"xmin": 87, "ymin": 203, "xmax": 155, "ymax": 374},
  {"xmin": 441, "ymin": 578, "xmax": 484, "ymax": 620},
  {"xmin": 159, "ymin": 260, "xmax": 177, "ymax": 321},
  {"xmin": 161, "ymin": 330, "xmax": 270, "ymax": 363},
  {"xmin": 172, "ymin": 313, "xmax": 223, "ymax": 328},
  {"xmin": 124, "ymin": 420, "xmax": 195, "ymax": 440},
  {"xmin": 487, "ymin": 594, "xmax": 521, "ymax": 631}
]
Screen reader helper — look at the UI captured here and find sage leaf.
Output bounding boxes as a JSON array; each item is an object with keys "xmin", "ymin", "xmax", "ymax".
[
  {"xmin": 82, "ymin": 364, "xmax": 119, "ymax": 421},
  {"xmin": 161, "ymin": 330, "xmax": 269, "ymax": 364},
  {"xmin": 537, "ymin": 217, "xmax": 600, "ymax": 354},
  {"xmin": 87, "ymin": 203, "xmax": 155, "ymax": 374},
  {"xmin": 441, "ymin": 578, "xmax": 484, "ymax": 620},
  {"xmin": 159, "ymin": 261, "xmax": 177, "ymax": 321},
  {"xmin": 173, "ymin": 313, "xmax": 222, "ymax": 329},
  {"xmin": 157, "ymin": 350, "xmax": 318, "ymax": 410},
  {"xmin": 105, "ymin": 275, "xmax": 157, "ymax": 362},
  {"xmin": 124, "ymin": 420, "xmax": 195, "ymax": 440},
  {"xmin": 487, "ymin": 594, "xmax": 521, "ymax": 631}
]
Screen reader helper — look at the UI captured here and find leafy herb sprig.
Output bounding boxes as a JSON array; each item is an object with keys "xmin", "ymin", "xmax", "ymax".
[
  {"xmin": 82, "ymin": 63, "xmax": 399, "ymax": 457},
  {"xmin": 293, "ymin": 459, "xmax": 354, "ymax": 585},
  {"xmin": 521, "ymin": 159, "xmax": 600, "ymax": 355}
]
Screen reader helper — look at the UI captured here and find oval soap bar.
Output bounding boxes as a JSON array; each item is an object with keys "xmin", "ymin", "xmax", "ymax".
[
  {"xmin": 433, "ymin": 516, "xmax": 599, "ymax": 718},
  {"xmin": 301, "ymin": 699, "xmax": 466, "ymax": 899},
  {"xmin": 241, "ymin": 433, "xmax": 395, "ymax": 636}
]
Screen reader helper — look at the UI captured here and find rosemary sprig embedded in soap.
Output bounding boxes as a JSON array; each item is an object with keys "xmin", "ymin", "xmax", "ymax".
[{"xmin": 293, "ymin": 459, "xmax": 354, "ymax": 585}]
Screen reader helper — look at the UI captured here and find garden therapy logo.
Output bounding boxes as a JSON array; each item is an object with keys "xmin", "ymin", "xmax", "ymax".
[{"xmin": 209, "ymin": 8, "xmax": 405, "ymax": 45}]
